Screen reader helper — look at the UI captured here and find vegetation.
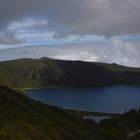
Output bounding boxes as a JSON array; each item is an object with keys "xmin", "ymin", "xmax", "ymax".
[
  {"xmin": 0, "ymin": 58, "xmax": 140, "ymax": 140},
  {"xmin": 0, "ymin": 57, "xmax": 140, "ymax": 90},
  {"xmin": 0, "ymin": 85, "xmax": 140, "ymax": 140}
]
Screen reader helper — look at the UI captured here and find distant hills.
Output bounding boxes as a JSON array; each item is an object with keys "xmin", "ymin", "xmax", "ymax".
[{"xmin": 0, "ymin": 57, "xmax": 140, "ymax": 89}]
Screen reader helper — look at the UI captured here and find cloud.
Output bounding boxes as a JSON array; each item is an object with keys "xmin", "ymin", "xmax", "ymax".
[
  {"xmin": 0, "ymin": 0, "xmax": 140, "ymax": 36},
  {"xmin": 7, "ymin": 18, "xmax": 48, "ymax": 31},
  {"xmin": 0, "ymin": 31, "xmax": 22, "ymax": 45},
  {"xmin": 0, "ymin": 0, "xmax": 140, "ymax": 67},
  {"xmin": 0, "ymin": 0, "xmax": 140, "ymax": 48},
  {"xmin": 0, "ymin": 17, "xmax": 107, "ymax": 47},
  {"xmin": 0, "ymin": 40, "xmax": 140, "ymax": 67},
  {"xmin": 0, "ymin": 17, "xmax": 54, "ymax": 45}
]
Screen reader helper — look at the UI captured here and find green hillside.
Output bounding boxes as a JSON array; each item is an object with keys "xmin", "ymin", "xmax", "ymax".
[
  {"xmin": 0, "ymin": 85, "xmax": 140, "ymax": 140},
  {"xmin": 0, "ymin": 57, "xmax": 140, "ymax": 90},
  {"xmin": 0, "ymin": 85, "xmax": 96, "ymax": 140}
]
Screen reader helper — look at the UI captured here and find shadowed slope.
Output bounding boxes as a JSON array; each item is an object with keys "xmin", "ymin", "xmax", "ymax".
[
  {"xmin": 0, "ymin": 58, "xmax": 140, "ymax": 89},
  {"xmin": 0, "ymin": 85, "xmax": 97, "ymax": 140},
  {"xmin": 0, "ymin": 85, "xmax": 140, "ymax": 140}
]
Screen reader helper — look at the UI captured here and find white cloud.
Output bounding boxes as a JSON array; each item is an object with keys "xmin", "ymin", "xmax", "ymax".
[
  {"xmin": 0, "ymin": 17, "xmax": 54, "ymax": 46},
  {"xmin": 0, "ymin": 17, "xmax": 107, "ymax": 47},
  {"xmin": 0, "ymin": 18, "xmax": 139, "ymax": 68},
  {"xmin": 0, "ymin": 31, "xmax": 22, "ymax": 45},
  {"xmin": 7, "ymin": 18, "xmax": 48, "ymax": 31},
  {"xmin": 0, "ymin": 39, "xmax": 140, "ymax": 67}
]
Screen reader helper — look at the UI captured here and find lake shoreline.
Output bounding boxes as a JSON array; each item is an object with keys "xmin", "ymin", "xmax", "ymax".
[
  {"xmin": 25, "ymin": 85, "xmax": 140, "ymax": 114},
  {"xmin": 16, "ymin": 84, "xmax": 140, "ymax": 94},
  {"xmin": 64, "ymin": 108, "xmax": 121, "ymax": 117},
  {"xmin": 19, "ymin": 86, "xmax": 122, "ymax": 117}
]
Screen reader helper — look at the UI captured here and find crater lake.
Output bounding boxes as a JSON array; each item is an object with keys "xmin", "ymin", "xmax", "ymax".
[{"xmin": 26, "ymin": 85, "xmax": 140, "ymax": 113}]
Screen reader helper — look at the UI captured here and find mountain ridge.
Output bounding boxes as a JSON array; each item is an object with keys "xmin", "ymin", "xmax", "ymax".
[{"xmin": 0, "ymin": 57, "xmax": 140, "ymax": 89}]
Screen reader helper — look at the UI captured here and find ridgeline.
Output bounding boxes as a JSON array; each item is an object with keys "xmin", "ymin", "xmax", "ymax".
[{"xmin": 0, "ymin": 57, "xmax": 140, "ymax": 90}]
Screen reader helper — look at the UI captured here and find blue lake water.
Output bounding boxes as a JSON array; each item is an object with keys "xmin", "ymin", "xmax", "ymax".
[{"xmin": 26, "ymin": 85, "xmax": 140, "ymax": 113}]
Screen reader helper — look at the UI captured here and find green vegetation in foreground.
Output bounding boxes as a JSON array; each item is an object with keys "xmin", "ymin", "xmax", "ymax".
[
  {"xmin": 0, "ymin": 57, "xmax": 140, "ymax": 90},
  {"xmin": 0, "ymin": 85, "xmax": 140, "ymax": 140}
]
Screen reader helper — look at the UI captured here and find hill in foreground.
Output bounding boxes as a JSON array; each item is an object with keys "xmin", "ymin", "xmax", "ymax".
[{"xmin": 0, "ymin": 85, "xmax": 140, "ymax": 140}]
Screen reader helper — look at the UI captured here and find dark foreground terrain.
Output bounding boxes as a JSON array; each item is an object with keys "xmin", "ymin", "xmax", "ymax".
[{"xmin": 0, "ymin": 85, "xmax": 140, "ymax": 140}]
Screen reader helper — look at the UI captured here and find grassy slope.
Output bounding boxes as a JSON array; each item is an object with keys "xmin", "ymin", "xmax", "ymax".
[
  {"xmin": 0, "ymin": 85, "xmax": 97, "ymax": 140},
  {"xmin": 0, "ymin": 58, "xmax": 140, "ymax": 90},
  {"xmin": 0, "ymin": 85, "xmax": 140, "ymax": 140}
]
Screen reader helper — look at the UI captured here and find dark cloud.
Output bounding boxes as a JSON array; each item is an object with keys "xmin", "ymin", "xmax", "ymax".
[{"xmin": 0, "ymin": 0, "xmax": 140, "ymax": 36}]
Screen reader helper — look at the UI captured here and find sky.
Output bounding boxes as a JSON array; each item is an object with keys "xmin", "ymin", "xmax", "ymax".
[{"xmin": 0, "ymin": 0, "xmax": 140, "ymax": 67}]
